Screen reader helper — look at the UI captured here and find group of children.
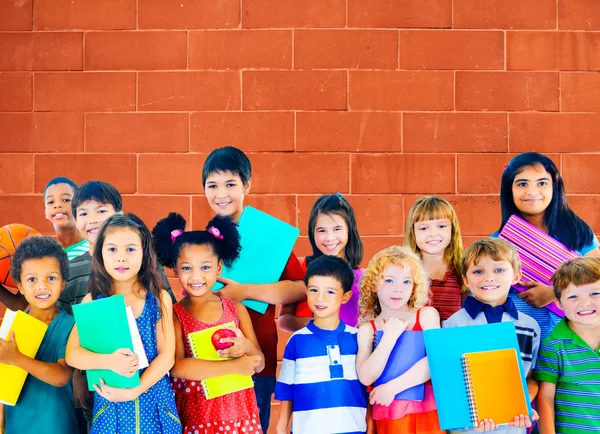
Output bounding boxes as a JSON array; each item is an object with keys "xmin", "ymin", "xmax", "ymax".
[{"xmin": 0, "ymin": 149, "xmax": 598, "ymax": 434}]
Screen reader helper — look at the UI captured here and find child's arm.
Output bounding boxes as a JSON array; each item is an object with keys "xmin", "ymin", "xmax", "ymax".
[
  {"xmin": 0, "ymin": 284, "xmax": 28, "ymax": 311},
  {"xmin": 217, "ymin": 277, "xmax": 306, "ymax": 305},
  {"xmin": 537, "ymin": 381, "xmax": 556, "ymax": 434},
  {"xmin": 274, "ymin": 337, "xmax": 296, "ymax": 434},
  {"xmin": 0, "ymin": 331, "xmax": 73, "ymax": 387},
  {"xmin": 277, "ymin": 302, "xmax": 310, "ymax": 333},
  {"xmin": 275, "ymin": 401, "xmax": 292, "ymax": 434}
]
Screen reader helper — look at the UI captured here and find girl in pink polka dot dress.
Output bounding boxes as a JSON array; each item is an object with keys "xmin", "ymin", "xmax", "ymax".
[{"xmin": 153, "ymin": 213, "xmax": 265, "ymax": 434}]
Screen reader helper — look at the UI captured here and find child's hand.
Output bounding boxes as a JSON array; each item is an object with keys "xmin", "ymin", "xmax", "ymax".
[
  {"xmin": 275, "ymin": 418, "xmax": 289, "ymax": 434},
  {"xmin": 217, "ymin": 326, "xmax": 249, "ymax": 359},
  {"xmin": 369, "ymin": 382, "xmax": 397, "ymax": 407},
  {"xmin": 109, "ymin": 348, "xmax": 139, "ymax": 377},
  {"xmin": 518, "ymin": 281, "xmax": 556, "ymax": 308},
  {"xmin": 232, "ymin": 355, "xmax": 262, "ymax": 376},
  {"xmin": 215, "ymin": 277, "xmax": 247, "ymax": 302},
  {"xmin": 381, "ymin": 317, "xmax": 408, "ymax": 341},
  {"xmin": 0, "ymin": 331, "xmax": 20, "ymax": 365},
  {"xmin": 475, "ymin": 419, "xmax": 496, "ymax": 432},
  {"xmin": 508, "ymin": 414, "xmax": 533, "ymax": 429},
  {"xmin": 93, "ymin": 378, "xmax": 139, "ymax": 403}
]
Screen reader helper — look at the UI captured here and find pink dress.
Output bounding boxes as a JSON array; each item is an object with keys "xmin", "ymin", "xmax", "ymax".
[{"xmin": 171, "ymin": 297, "xmax": 262, "ymax": 434}]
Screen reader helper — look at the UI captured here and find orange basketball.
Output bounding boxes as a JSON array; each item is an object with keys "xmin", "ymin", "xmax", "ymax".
[{"xmin": 0, "ymin": 224, "xmax": 41, "ymax": 289}]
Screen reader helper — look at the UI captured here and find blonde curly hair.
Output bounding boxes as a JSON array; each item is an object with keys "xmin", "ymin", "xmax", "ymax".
[{"xmin": 359, "ymin": 246, "xmax": 431, "ymax": 323}]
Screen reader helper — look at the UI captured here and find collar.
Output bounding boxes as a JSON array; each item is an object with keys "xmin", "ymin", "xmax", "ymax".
[
  {"xmin": 307, "ymin": 319, "xmax": 346, "ymax": 340},
  {"xmin": 463, "ymin": 296, "xmax": 519, "ymax": 324},
  {"xmin": 552, "ymin": 318, "xmax": 600, "ymax": 352}
]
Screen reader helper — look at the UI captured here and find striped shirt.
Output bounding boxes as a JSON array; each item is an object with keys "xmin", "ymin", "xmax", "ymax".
[
  {"xmin": 274, "ymin": 320, "xmax": 367, "ymax": 434},
  {"xmin": 429, "ymin": 267, "xmax": 463, "ymax": 322},
  {"xmin": 64, "ymin": 239, "xmax": 90, "ymax": 261},
  {"xmin": 534, "ymin": 318, "xmax": 600, "ymax": 433}
]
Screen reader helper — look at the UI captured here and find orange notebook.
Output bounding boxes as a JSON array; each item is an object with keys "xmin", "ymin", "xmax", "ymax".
[{"xmin": 462, "ymin": 348, "xmax": 529, "ymax": 426}]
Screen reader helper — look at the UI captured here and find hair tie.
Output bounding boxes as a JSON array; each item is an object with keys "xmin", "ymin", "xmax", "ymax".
[
  {"xmin": 336, "ymin": 192, "xmax": 343, "ymax": 198},
  {"xmin": 128, "ymin": 219, "xmax": 139, "ymax": 227},
  {"xmin": 170, "ymin": 229, "xmax": 183, "ymax": 243},
  {"xmin": 503, "ymin": 163, "xmax": 509, "ymax": 170},
  {"xmin": 208, "ymin": 226, "xmax": 224, "ymax": 240}
]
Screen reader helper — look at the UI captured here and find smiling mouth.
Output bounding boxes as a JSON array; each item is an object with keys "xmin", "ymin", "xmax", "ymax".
[
  {"xmin": 480, "ymin": 285, "xmax": 499, "ymax": 291},
  {"xmin": 35, "ymin": 294, "xmax": 51, "ymax": 300},
  {"xmin": 87, "ymin": 228, "xmax": 99, "ymax": 235},
  {"xmin": 188, "ymin": 283, "xmax": 205, "ymax": 290},
  {"xmin": 53, "ymin": 212, "xmax": 67, "ymax": 218},
  {"xmin": 115, "ymin": 267, "xmax": 129, "ymax": 273},
  {"xmin": 314, "ymin": 305, "xmax": 327, "ymax": 311},
  {"xmin": 216, "ymin": 201, "xmax": 231, "ymax": 208},
  {"xmin": 577, "ymin": 309, "xmax": 597, "ymax": 316},
  {"xmin": 323, "ymin": 243, "xmax": 340, "ymax": 252}
]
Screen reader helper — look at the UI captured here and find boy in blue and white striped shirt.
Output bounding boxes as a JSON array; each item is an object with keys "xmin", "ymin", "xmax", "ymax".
[{"xmin": 274, "ymin": 256, "xmax": 367, "ymax": 434}]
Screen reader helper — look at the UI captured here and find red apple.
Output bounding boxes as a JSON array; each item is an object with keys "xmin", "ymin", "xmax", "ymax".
[{"xmin": 211, "ymin": 328, "xmax": 236, "ymax": 351}]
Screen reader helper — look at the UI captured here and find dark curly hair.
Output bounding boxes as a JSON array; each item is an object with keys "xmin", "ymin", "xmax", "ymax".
[
  {"xmin": 152, "ymin": 213, "xmax": 242, "ymax": 269},
  {"xmin": 10, "ymin": 236, "xmax": 70, "ymax": 284}
]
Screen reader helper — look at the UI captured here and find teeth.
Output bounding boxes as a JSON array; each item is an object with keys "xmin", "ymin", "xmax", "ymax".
[
  {"xmin": 578, "ymin": 310, "xmax": 595, "ymax": 315},
  {"xmin": 36, "ymin": 294, "xmax": 50, "ymax": 299}
]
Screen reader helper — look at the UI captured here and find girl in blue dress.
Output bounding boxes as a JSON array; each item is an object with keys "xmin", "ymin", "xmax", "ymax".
[{"xmin": 66, "ymin": 213, "xmax": 181, "ymax": 434}]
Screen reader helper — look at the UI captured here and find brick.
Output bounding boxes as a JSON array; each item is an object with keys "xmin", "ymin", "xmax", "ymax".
[
  {"xmin": 351, "ymin": 154, "xmax": 455, "ymax": 194},
  {"xmin": 138, "ymin": 0, "xmax": 239, "ymax": 29},
  {"xmin": 454, "ymin": 0, "xmax": 556, "ymax": 29},
  {"xmin": 243, "ymin": 0, "xmax": 345, "ymax": 28},
  {"xmin": 297, "ymin": 195, "xmax": 404, "ymax": 236},
  {"xmin": 139, "ymin": 154, "xmax": 206, "ymax": 194},
  {"xmin": 404, "ymin": 113, "xmax": 508, "ymax": 153},
  {"xmin": 295, "ymin": 30, "xmax": 398, "ymax": 69},
  {"xmin": 348, "ymin": 0, "xmax": 451, "ymax": 28},
  {"xmin": 190, "ymin": 112, "xmax": 293, "ymax": 152},
  {"xmin": 569, "ymin": 196, "xmax": 600, "ymax": 234},
  {"xmin": 293, "ymin": 236, "xmax": 312, "ymax": 259},
  {"xmin": 34, "ymin": 0, "xmax": 135, "ymax": 30},
  {"xmin": 0, "ymin": 72, "xmax": 31, "ymax": 111},
  {"xmin": 138, "ymin": 72, "xmax": 240, "ymax": 111},
  {"xmin": 189, "ymin": 30, "xmax": 292, "ymax": 70},
  {"xmin": 192, "ymin": 195, "xmax": 296, "ymax": 229},
  {"xmin": 296, "ymin": 112, "xmax": 402, "ymax": 152},
  {"xmin": 243, "ymin": 71, "xmax": 346, "ymax": 111},
  {"xmin": 0, "ymin": 0, "xmax": 32, "ymax": 30},
  {"xmin": 400, "ymin": 30, "xmax": 503, "ymax": 70},
  {"xmin": 349, "ymin": 71, "xmax": 453, "ymax": 111},
  {"xmin": 0, "ymin": 155, "xmax": 34, "ymax": 194},
  {"xmin": 122, "ymin": 195, "xmax": 191, "ymax": 232},
  {"xmin": 507, "ymin": 32, "xmax": 600, "ymax": 71},
  {"xmin": 406, "ymin": 195, "xmax": 500, "ymax": 237},
  {"xmin": 362, "ymin": 237, "xmax": 405, "ymax": 265},
  {"xmin": 35, "ymin": 72, "xmax": 135, "ymax": 112},
  {"xmin": 0, "ymin": 32, "xmax": 82, "ymax": 71},
  {"xmin": 456, "ymin": 72, "xmax": 559, "ymax": 111},
  {"xmin": 34, "ymin": 154, "xmax": 137, "ymax": 194},
  {"xmin": 509, "ymin": 114, "xmax": 600, "ymax": 153},
  {"xmin": 562, "ymin": 155, "xmax": 600, "ymax": 194},
  {"xmin": 85, "ymin": 31, "xmax": 187, "ymax": 71},
  {"xmin": 559, "ymin": 0, "xmax": 600, "ymax": 30},
  {"xmin": 250, "ymin": 153, "xmax": 349, "ymax": 194},
  {"xmin": 0, "ymin": 113, "xmax": 83, "ymax": 153},
  {"xmin": 0, "ymin": 196, "xmax": 50, "ymax": 235},
  {"xmin": 561, "ymin": 73, "xmax": 600, "ymax": 112},
  {"xmin": 86, "ymin": 113, "xmax": 189, "ymax": 153}
]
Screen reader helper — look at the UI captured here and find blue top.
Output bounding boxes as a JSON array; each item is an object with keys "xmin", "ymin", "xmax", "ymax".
[{"xmin": 5, "ymin": 310, "xmax": 77, "ymax": 434}]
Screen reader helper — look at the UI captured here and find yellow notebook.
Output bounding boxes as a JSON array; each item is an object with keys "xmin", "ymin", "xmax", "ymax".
[
  {"xmin": 462, "ymin": 348, "xmax": 529, "ymax": 426},
  {"xmin": 187, "ymin": 321, "xmax": 254, "ymax": 400},
  {"xmin": 0, "ymin": 310, "xmax": 48, "ymax": 405}
]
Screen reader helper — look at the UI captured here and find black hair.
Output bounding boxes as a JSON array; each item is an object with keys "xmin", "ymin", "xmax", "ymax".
[
  {"xmin": 89, "ymin": 213, "xmax": 165, "ymax": 312},
  {"xmin": 202, "ymin": 146, "xmax": 252, "ymax": 187},
  {"xmin": 152, "ymin": 212, "xmax": 242, "ymax": 269},
  {"xmin": 306, "ymin": 194, "xmax": 363, "ymax": 269},
  {"xmin": 304, "ymin": 255, "xmax": 355, "ymax": 293},
  {"xmin": 72, "ymin": 180, "xmax": 123, "ymax": 217},
  {"xmin": 499, "ymin": 152, "xmax": 594, "ymax": 252},
  {"xmin": 10, "ymin": 236, "xmax": 70, "ymax": 285},
  {"xmin": 44, "ymin": 177, "xmax": 78, "ymax": 197}
]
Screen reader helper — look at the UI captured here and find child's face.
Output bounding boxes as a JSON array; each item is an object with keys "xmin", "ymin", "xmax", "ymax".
[
  {"xmin": 306, "ymin": 275, "xmax": 350, "ymax": 320},
  {"xmin": 75, "ymin": 200, "xmax": 117, "ymax": 244},
  {"xmin": 18, "ymin": 256, "xmax": 64, "ymax": 310},
  {"xmin": 559, "ymin": 281, "xmax": 600, "ymax": 327},
  {"xmin": 464, "ymin": 256, "xmax": 520, "ymax": 307},
  {"xmin": 44, "ymin": 183, "xmax": 76, "ymax": 229},
  {"xmin": 511, "ymin": 164, "xmax": 553, "ymax": 219},
  {"xmin": 175, "ymin": 244, "xmax": 221, "ymax": 297},
  {"xmin": 376, "ymin": 264, "xmax": 414, "ymax": 311},
  {"xmin": 313, "ymin": 212, "xmax": 349, "ymax": 259},
  {"xmin": 101, "ymin": 227, "xmax": 143, "ymax": 285},
  {"xmin": 413, "ymin": 218, "xmax": 452, "ymax": 256},
  {"xmin": 204, "ymin": 171, "xmax": 250, "ymax": 222}
]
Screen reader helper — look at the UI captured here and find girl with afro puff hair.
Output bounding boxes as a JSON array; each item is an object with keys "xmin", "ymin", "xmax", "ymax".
[{"xmin": 153, "ymin": 213, "xmax": 265, "ymax": 434}]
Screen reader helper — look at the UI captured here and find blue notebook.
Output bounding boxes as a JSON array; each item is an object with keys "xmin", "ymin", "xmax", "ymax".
[
  {"xmin": 373, "ymin": 330, "xmax": 426, "ymax": 401},
  {"xmin": 423, "ymin": 322, "xmax": 532, "ymax": 431},
  {"xmin": 213, "ymin": 206, "xmax": 300, "ymax": 314}
]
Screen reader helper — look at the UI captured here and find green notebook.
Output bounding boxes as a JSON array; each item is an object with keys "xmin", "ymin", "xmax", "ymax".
[{"xmin": 72, "ymin": 294, "xmax": 141, "ymax": 391}]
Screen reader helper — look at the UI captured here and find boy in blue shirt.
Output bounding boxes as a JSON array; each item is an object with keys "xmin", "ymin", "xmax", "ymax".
[{"xmin": 275, "ymin": 256, "xmax": 367, "ymax": 434}]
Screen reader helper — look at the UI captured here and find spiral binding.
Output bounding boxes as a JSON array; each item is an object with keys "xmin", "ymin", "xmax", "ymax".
[
  {"xmin": 462, "ymin": 354, "xmax": 479, "ymax": 427},
  {"xmin": 187, "ymin": 335, "xmax": 212, "ymax": 398}
]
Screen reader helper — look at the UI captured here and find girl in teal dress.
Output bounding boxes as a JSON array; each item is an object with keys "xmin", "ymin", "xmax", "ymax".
[{"xmin": 66, "ymin": 213, "xmax": 181, "ymax": 434}]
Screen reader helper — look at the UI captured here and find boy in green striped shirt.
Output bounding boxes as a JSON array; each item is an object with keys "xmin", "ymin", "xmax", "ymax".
[{"xmin": 536, "ymin": 257, "xmax": 600, "ymax": 434}]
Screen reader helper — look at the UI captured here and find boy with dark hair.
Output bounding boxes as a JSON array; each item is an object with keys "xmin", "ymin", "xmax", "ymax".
[
  {"xmin": 275, "ymin": 255, "xmax": 367, "ymax": 434},
  {"xmin": 536, "ymin": 257, "xmax": 600, "ymax": 434},
  {"xmin": 202, "ymin": 146, "xmax": 306, "ymax": 431}
]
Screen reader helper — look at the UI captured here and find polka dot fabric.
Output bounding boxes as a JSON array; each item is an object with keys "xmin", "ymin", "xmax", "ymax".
[
  {"xmin": 172, "ymin": 297, "xmax": 262, "ymax": 434},
  {"xmin": 91, "ymin": 292, "xmax": 182, "ymax": 434}
]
